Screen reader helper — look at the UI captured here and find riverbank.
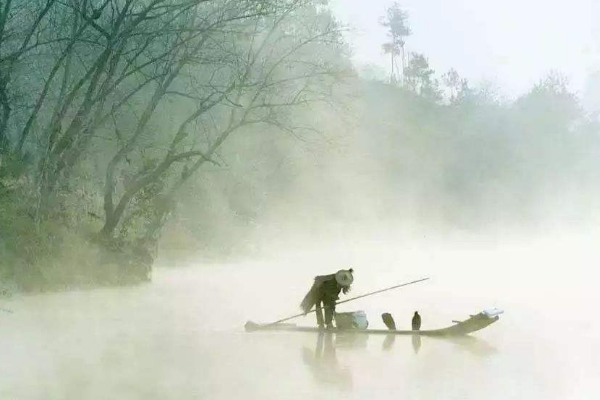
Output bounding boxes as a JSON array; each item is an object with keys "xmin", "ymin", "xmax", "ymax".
[{"xmin": 0, "ymin": 227, "xmax": 151, "ymax": 295}]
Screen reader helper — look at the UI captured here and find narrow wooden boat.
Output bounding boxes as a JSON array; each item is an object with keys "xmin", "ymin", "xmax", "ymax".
[{"xmin": 245, "ymin": 310, "xmax": 501, "ymax": 337}]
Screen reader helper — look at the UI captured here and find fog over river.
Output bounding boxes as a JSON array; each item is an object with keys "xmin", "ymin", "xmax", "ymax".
[{"xmin": 2, "ymin": 235, "xmax": 597, "ymax": 400}]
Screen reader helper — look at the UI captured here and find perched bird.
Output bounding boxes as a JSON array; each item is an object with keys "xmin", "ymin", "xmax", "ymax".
[{"xmin": 412, "ymin": 311, "xmax": 421, "ymax": 331}]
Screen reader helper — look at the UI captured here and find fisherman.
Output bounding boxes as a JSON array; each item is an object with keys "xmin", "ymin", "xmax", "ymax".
[
  {"xmin": 412, "ymin": 311, "xmax": 421, "ymax": 331},
  {"xmin": 300, "ymin": 269, "xmax": 354, "ymax": 329}
]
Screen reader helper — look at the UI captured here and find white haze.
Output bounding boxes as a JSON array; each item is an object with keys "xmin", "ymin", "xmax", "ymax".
[
  {"xmin": 2, "ymin": 237, "xmax": 599, "ymax": 399},
  {"xmin": 331, "ymin": 0, "xmax": 600, "ymax": 96},
  {"xmin": 3, "ymin": 1, "xmax": 600, "ymax": 399}
]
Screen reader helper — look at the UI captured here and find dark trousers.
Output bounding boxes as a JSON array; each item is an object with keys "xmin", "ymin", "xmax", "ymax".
[{"xmin": 315, "ymin": 297, "xmax": 336, "ymax": 326}]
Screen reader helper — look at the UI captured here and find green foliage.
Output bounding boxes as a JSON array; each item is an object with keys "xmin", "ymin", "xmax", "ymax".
[
  {"xmin": 379, "ymin": 2, "xmax": 411, "ymax": 83},
  {"xmin": 442, "ymin": 68, "xmax": 469, "ymax": 104},
  {"xmin": 1, "ymin": 0, "xmax": 599, "ymax": 291},
  {"xmin": 355, "ymin": 70, "xmax": 600, "ymax": 230},
  {"xmin": 512, "ymin": 72, "xmax": 582, "ymax": 133},
  {"xmin": 1, "ymin": 0, "xmax": 348, "ymax": 290},
  {"xmin": 0, "ymin": 180, "xmax": 149, "ymax": 291},
  {"xmin": 380, "ymin": 2, "xmax": 411, "ymax": 53},
  {"xmin": 404, "ymin": 53, "xmax": 442, "ymax": 101}
]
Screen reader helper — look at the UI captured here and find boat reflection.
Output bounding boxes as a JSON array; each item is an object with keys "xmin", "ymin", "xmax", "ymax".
[
  {"xmin": 381, "ymin": 332, "xmax": 495, "ymax": 357},
  {"xmin": 447, "ymin": 335, "xmax": 498, "ymax": 357},
  {"xmin": 301, "ymin": 332, "xmax": 353, "ymax": 390},
  {"xmin": 336, "ymin": 331, "xmax": 369, "ymax": 349}
]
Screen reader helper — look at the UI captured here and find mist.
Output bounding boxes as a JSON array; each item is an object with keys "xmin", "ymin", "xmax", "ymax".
[{"xmin": 1, "ymin": 0, "xmax": 599, "ymax": 399}]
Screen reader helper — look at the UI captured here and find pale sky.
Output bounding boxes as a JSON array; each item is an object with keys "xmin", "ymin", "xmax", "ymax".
[{"xmin": 330, "ymin": 0, "xmax": 600, "ymax": 97}]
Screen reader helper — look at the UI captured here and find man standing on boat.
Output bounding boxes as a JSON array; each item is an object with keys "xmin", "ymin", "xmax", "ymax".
[{"xmin": 300, "ymin": 269, "xmax": 354, "ymax": 329}]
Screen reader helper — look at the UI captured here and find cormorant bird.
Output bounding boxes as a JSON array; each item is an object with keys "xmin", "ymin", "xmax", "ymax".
[{"xmin": 412, "ymin": 311, "xmax": 421, "ymax": 331}]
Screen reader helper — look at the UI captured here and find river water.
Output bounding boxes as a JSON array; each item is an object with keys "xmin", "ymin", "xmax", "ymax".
[{"xmin": 1, "ymin": 236, "xmax": 598, "ymax": 399}]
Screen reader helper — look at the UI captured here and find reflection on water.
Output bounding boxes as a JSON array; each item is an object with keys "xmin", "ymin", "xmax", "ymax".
[
  {"xmin": 302, "ymin": 332, "xmax": 353, "ymax": 390},
  {"xmin": 382, "ymin": 334, "xmax": 395, "ymax": 351},
  {"xmin": 380, "ymin": 331, "xmax": 494, "ymax": 357},
  {"xmin": 300, "ymin": 328, "xmax": 497, "ymax": 393},
  {"xmin": 448, "ymin": 335, "xmax": 498, "ymax": 358},
  {"xmin": 336, "ymin": 332, "xmax": 369, "ymax": 349},
  {"xmin": 412, "ymin": 335, "xmax": 422, "ymax": 354},
  {"xmin": 1, "ymin": 251, "xmax": 598, "ymax": 400},
  {"xmin": 297, "ymin": 328, "xmax": 501, "ymax": 392}
]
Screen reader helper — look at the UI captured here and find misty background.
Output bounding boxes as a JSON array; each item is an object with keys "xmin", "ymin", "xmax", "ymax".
[
  {"xmin": 2, "ymin": 2, "xmax": 600, "ymax": 399},
  {"xmin": 0, "ymin": 0, "xmax": 599, "ymax": 289},
  {"xmin": 333, "ymin": 0, "xmax": 600, "ymax": 96}
]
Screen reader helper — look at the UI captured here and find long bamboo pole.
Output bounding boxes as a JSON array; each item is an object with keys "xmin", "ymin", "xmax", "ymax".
[{"xmin": 247, "ymin": 277, "xmax": 430, "ymax": 329}]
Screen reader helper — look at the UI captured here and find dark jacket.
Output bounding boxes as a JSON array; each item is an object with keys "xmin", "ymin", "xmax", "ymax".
[{"xmin": 300, "ymin": 274, "xmax": 342, "ymax": 313}]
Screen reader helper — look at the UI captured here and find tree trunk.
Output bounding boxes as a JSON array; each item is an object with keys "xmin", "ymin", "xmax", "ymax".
[
  {"xmin": 0, "ymin": 82, "xmax": 10, "ymax": 154},
  {"xmin": 401, "ymin": 45, "xmax": 406, "ymax": 86},
  {"xmin": 390, "ymin": 51, "xmax": 394, "ymax": 84}
]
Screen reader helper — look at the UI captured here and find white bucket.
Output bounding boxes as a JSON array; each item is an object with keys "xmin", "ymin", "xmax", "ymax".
[{"xmin": 352, "ymin": 311, "xmax": 369, "ymax": 329}]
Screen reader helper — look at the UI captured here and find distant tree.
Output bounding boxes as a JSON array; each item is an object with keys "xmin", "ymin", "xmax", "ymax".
[
  {"xmin": 404, "ymin": 53, "xmax": 441, "ymax": 101},
  {"xmin": 513, "ymin": 71, "xmax": 581, "ymax": 134},
  {"xmin": 379, "ymin": 2, "xmax": 410, "ymax": 84},
  {"xmin": 442, "ymin": 68, "xmax": 468, "ymax": 103}
]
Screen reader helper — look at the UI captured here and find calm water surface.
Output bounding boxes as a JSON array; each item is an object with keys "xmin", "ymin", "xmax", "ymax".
[{"xmin": 1, "ymin": 239, "xmax": 598, "ymax": 399}]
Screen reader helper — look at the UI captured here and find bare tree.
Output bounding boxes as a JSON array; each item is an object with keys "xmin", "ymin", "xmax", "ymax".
[
  {"xmin": 0, "ymin": 0, "xmax": 350, "ymax": 268},
  {"xmin": 0, "ymin": 0, "xmax": 59, "ymax": 154},
  {"xmin": 97, "ymin": 0, "xmax": 349, "ymax": 244},
  {"xmin": 24, "ymin": 1, "xmax": 234, "ymax": 214}
]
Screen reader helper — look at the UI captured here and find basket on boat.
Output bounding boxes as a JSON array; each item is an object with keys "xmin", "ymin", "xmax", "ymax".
[{"xmin": 335, "ymin": 310, "xmax": 368, "ymax": 330}]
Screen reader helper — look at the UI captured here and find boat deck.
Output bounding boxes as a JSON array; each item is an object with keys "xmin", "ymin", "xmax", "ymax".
[{"xmin": 245, "ymin": 313, "xmax": 500, "ymax": 337}]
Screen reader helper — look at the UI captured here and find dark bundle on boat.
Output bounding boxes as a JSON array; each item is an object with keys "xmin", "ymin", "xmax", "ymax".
[
  {"xmin": 381, "ymin": 313, "xmax": 396, "ymax": 330},
  {"xmin": 300, "ymin": 274, "xmax": 334, "ymax": 313}
]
